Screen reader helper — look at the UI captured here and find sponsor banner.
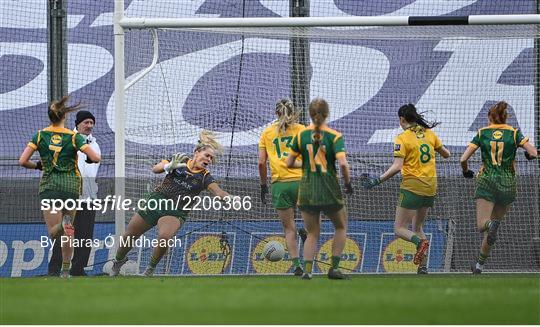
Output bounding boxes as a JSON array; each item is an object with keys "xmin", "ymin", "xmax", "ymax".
[
  {"xmin": 378, "ymin": 233, "xmax": 434, "ymax": 273},
  {"xmin": 182, "ymin": 232, "xmax": 236, "ymax": 275},
  {"xmin": 0, "ymin": 219, "xmax": 447, "ymax": 277},
  {"xmin": 0, "ymin": 223, "xmax": 115, "ymax": 277},
  {"xmin": 248, "ymin": 234, "xmax": 291, "ymax": 274},
  {"xmin": 315, "ymin": 233, "xmax": 366, "ymax": 273}
]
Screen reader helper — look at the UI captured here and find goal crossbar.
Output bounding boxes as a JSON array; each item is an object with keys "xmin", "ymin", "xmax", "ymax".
[{"xmin": 119, "ymin": 14, "xmax": 540, "ymax": 30}]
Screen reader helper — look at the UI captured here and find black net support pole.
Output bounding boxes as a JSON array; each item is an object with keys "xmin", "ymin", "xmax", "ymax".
[
  {"xmin": 47, "ymin": 0, "xmax": 67, "ymax": 103},
  {"xmin": 290, "ymin": 0, "xmax": 311, "ymax": 126}
]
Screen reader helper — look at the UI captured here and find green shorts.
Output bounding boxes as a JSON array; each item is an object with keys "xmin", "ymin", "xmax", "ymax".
[
  {"xmin": 475, "ymin": 176, "xmax": 516, "ymax": 206},
  {"xmin": 39, "ymin": 190, "xmax": 78, "ymax": 201},
  {"xmin": 298, "ymin": 204, "xmax": 344, "ymax": 215},
  {"xmin": 137, "ymin": 192, "xmax": 187, "ymax": 227},
  {"xmin": 271, "ymin": 181, "xmax": 299, "ymax": 210},
  {"xmin": 398, "ymin": 189, "xmax": 435, "ymax": 210}
]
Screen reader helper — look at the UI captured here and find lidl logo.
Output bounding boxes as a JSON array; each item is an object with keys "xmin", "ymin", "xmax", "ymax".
[
  {"xmin": 51, "ymin": 134, "xmax": 62, "ymax": 145},
  {"xmin": 492, "ymin": 130, "xmax": 503, "ymax": 140},
  {"xmin": 251, "ymin": 235, "xmax": 291, "ymax": 274},
  {"xmin": 186, "ymin": 235, "xmax": 231, "ymax": 275},
  {"xmin": 380, "ymin": 237, "xmax": 431, "ymax": 272},
  {"xmin": 316, "ymin": 237, "xmax": 362, "ymax": 273}
]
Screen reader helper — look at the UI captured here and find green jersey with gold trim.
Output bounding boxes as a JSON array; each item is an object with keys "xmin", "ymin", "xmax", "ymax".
[
  {"xmin": 290, "ymin": 125, "xmax": 346, "ymax": 207},
  {"xmin": 28, "ymin": 126, "xmax": 88, "ymax": 195},
  {"xmin": 470, "ymin": 124, "xmax": 528, "ymax": 177}
]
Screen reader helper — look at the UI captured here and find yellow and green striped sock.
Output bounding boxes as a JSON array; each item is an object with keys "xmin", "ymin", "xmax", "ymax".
[
  {"xmin": 149, "ymin": 255, "xmax": 160, "ymax": 268},
  {"xmin": 304, "ymin": 260, "xmax": 313, "ymax": 274}
]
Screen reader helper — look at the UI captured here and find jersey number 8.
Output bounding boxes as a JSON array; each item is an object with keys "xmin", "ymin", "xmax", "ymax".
[{"xmin": 419, "ymin": 144, "xmax": 431, "ymax": 164}]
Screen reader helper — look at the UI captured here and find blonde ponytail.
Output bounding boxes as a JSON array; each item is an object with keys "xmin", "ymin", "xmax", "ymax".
[
  {"xmin": 275, "ymin": 99, "xmax": 298, "ymax": 134},
  {"xmin": 195, "ymin": 130, "xmax": 223, "ymax": 161}
]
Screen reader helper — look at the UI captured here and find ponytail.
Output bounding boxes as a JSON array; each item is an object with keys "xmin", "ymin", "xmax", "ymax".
[
  {"xmin": 48, "ymin": 95, "xmax": 83, "ymax": 124},
  {"xmin": 308, "ymin": 98, "xmax": 330, "ymax": 146},
  {"xmin": 398, "ymin": 103, "xmax": 440, "ymax": 129},
  {"xmin": 194, "ymin": 130, "xmax": 223, "ymax": 162},
  {"xmin": 275, "ymin": 99, "xmax": 298, "ymax": 134},
  {"xmin": 488, "ymin": 101, "xmax": 508, "ymax": 124}
]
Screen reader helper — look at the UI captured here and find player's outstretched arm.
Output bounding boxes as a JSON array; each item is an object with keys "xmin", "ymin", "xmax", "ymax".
[
  {"xmin": 207, "ymin": 182, "xmax": 232, "ymax": 200},
  {"xmin": 19, "ymin": 146, "xmax": 40, "ymax": 170},
  {"xmin": 362, "ymin": 157, "xmax": 403, "ymax": 189},
  {"xmin": 380, "ymin": 157, "xmax": 404, "ymax": 183},
  {"xmin": 459, "ymin": 145, "xmax": 477, "ymax": 178},
  {"xmin": 522, "ymin": 141, "xmax": 538, "ymax": 160},
  {"xmin": 154, "ymin": 153, "xmax": 189, "ymax": 174},
  {"xmin": 435, "ymin": 145, "xmax": 451, "ymax": 159}
]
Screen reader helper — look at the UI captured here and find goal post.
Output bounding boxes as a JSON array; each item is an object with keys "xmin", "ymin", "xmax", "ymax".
[{"xmin": 113, "ymin": 2, "xmax": 540, "ymax": 275}]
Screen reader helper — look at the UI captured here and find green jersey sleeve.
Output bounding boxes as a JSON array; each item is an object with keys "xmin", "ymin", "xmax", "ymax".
[
  {"xmin": 470, "ymin": 131, "xmax": 481, "ymax": 148},
  {"xmin": 74, "ymin": 133, "xmax": 87, "ymax": 151},
  {"xmin": 29, "ymin": 132, "xmax": 39, "ymax": 150},
  {"xmin": 515, "ymin": 129, "xmax": 529, "ymax": 147},
  {"xmin": 334, "ymin": 135, "xmax": 345, "ymax": 154}
]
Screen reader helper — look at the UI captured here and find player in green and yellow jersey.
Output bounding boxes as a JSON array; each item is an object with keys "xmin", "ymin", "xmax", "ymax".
[
  {"xmin": 460, "ymin": 101, "xmax": 537, "ymax": 274},
  {"xmin": 362, "ymin": 104, "xmax": 450, "ymax": 274},
  {"xmin": 19, "ymin": 96, "xmax": 101, "ymax": 277},
  {"xmin": 286, "ymin": 98, "xmax": 353, "ymax": 280},
  {"xmin": 259, "ymin": 99, "xmax": 306, "ymax": 276}
]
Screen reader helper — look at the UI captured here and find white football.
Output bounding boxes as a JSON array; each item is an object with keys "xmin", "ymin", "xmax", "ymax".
[
  {"xmin": 120, "ymin": 260, "xmax": 139, "ymax": 276},
  {"xmin": 103, "ymin": 260, "xmax": 113, "ymax": 275},
  {"xmin": 263, "ymin": 240, "xmax": 285, "ymax": 262}
]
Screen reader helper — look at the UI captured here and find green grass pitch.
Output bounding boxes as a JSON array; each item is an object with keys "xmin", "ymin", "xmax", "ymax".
[{"xmin": 1, "ymin": 274, "xmax": 539, "ymax": 324}]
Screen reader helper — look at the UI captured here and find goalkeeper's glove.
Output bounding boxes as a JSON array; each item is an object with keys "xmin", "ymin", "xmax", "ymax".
[
  {"xmin": 361, "ymin": 173, "xmax": 381, "ymax": 189},
  {"xmin": 462, "ymin": 170, "xmax": 475, "ymax": 179},
  {"xmin": 260, "ymin": 184, "xmax": 269, "ymax": 204},
  {"xmin": 524, "ymin": 151, "xmax": 535, "ymax": 160},
  {"xmin": 344, "ymin": 182, "xmax": 353, "ymax": 195},
  {"xmin": 35, "ymin": 161, "xmax": 42, "ymax": 171},
  {"xmin": 164, "ymin": 153, "xmax": 189, "ymax": 173}
]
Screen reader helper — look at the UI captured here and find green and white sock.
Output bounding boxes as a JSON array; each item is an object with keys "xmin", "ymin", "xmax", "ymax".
[
  {"xmin": 411, "ymin": 235, "xmax": 421, "ymax": 248},
  {"xmin": 478, "ymin": 252, "xmax": 488, "ymax": 265},
  {"xmin": 292, "ymin": 257, "xmax": 301, "ymax": 268},
  {"xmin": 115, "ymin": 253, "xmax": 126, "ymax": 262},
  {"xmin": 483, "ymin": 220, "xmax": 493, "ymax": 232}
]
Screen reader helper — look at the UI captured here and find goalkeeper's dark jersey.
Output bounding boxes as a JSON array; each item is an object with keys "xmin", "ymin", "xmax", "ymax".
[
  {"xmin": 28, "ymin": 126, "xmax": 88, "ymax": 196},
  {"xmin": 469, "ymin": 124, "xmax": 528, "ymax": 178},
  {"xmin": 290, "ymin": 125, "xmax": 346, "ymax": 207},
  {"xmin": 154, "ymin": 159, "xmax": 215, "ymax": 205}
]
